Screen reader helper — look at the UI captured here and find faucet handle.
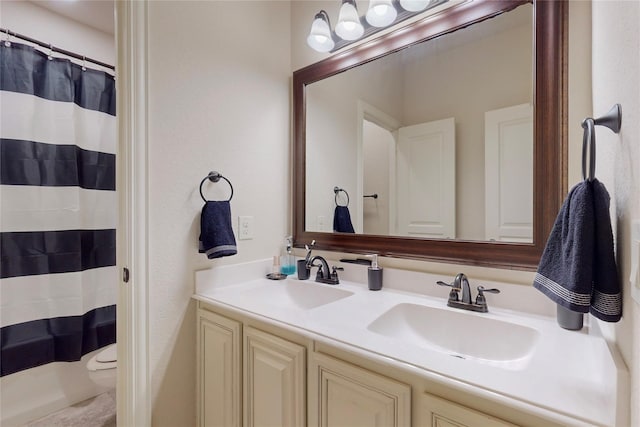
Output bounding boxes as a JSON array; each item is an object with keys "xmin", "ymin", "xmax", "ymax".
[
  {"xmin": 477, "ymin": 285, "xmax": 500, "ymax": 295},
  {"xmin": 475, "ymin": 285, "xmax": 500, "ymax": 307},
  {"xmin": 436, "ymin": 281, "xmax": 460, "ymax": 301}
]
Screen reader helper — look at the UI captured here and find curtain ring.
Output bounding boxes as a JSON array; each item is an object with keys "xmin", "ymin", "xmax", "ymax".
[
  {"xmin": 4, "ymin": 29, "xmax": 11, "ymax": 47},
  {"xmin": 581, "ymin": 118, "xmax": 596, "ymax": 182},
  {"xmin": 334, "ymin": 187, "xmax": 349, "ymax": 207}
]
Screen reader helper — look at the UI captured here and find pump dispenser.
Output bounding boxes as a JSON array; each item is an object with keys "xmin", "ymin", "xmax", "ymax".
[
  {"xmin": 367, "ymin": 254, "xmax": 383, "ymax": 291},
  {"xmin": 280, "ymin": 236, "xmax": 296, "ymax": 275}
]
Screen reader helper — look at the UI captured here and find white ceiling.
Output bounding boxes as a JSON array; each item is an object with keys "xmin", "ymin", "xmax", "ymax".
[{"xmin": 31, "ymin": 0, "xmax": 114, "ymax": 35}]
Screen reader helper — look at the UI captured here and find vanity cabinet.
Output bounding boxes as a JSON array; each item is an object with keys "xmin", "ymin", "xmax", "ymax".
[
  {"xmin": 308, "ymin": 352, "xmax": 411, "ymax": 427},
  {"xmin": 197, "ymin": 309, "xmax": 242, "ymax": 427},
  {"xmin": 197, "ymin": 306, "xmax": 306, "ymax": 427},
  {"xmin": 197, "ymin": 302, "xmax": 564, "ymax": 427},
  {"xmin": 415, "ymin": 393, "xmax": 518, "ymax": 427}
]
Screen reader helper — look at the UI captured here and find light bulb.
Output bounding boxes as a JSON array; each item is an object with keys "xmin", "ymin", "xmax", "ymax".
[
  {"xmin": 335, "ymin": 0, "xmax": 364, "ymax": 41},
  {"xmin": 366, "ymin": 0, "xmax": 397, "ymax": 27},
  {"xmin": 307, "ymin": 11, "xmax": 335, "ymax": 52},
  {"xmin": 399, "ymin": 0, "xmax": 431, "ymax": 12}
]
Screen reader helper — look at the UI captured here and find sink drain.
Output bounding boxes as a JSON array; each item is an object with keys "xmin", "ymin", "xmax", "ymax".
[{"xmin": 449, "ymin": 354, "xmax": 466, "ymax": 360}]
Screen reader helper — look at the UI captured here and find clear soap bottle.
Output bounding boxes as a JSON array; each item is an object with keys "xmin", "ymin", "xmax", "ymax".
[{"xmin": 280, "ymin": 236, "xmax": 296, "ymax": 275}]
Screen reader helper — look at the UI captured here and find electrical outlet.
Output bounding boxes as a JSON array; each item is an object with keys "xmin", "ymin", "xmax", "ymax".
[
  {"xmin": 238, "ymin": 216, "xmax": 254, "ymax": 240},
  {"xmin": 317, "ymin": 215, "xmax": 325, "ymax": 231}
]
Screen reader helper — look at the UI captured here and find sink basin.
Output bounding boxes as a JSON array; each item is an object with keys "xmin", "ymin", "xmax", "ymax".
[
  {"xmin": 367, "ymin": 303, "xmax": 539, "ymax": 366},
  {"xmin": 242, "ymin": 281, "xmax": 354, "ymax": 310}
]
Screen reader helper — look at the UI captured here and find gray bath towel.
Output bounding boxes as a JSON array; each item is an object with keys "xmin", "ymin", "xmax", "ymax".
[{"xmin": 533, "ymin": 179, "xmax": 621, "ymax": 322}]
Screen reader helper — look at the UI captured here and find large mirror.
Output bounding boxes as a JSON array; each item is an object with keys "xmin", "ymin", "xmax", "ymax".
[{"xmin": 293, "ymin": 0, "xmax": 566, "ymax": 269}]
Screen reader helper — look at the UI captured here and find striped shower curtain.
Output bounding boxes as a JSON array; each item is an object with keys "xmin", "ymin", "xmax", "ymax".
[{"xmin": 0, "ymin": 42, "xmax": 117, "ymax": 376}]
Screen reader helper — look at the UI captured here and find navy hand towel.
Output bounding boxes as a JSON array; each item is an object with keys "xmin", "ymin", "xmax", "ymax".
[
  {"xmin": 333, "ymin": 205, "xmax": 355, "ymax": 233},
  {"xmin": 534, "ymin": 181, "xmax": 594, "ymax": 313},
  {"xmin": 199, "ymin": 201, "xmax": 237, "ymax": 259},
  {"xmin": 533, "ymin": 179, "xmax": 621, "ymax": 322},
  {"xmin": 590, "ymin": 179, "xmax": 621, "ymax": 321}
]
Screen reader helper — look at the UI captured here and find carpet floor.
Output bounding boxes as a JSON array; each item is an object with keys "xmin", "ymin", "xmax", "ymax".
[{"xmin": 25, "ymin": 391, "xmax": 116, "ymax": 427}]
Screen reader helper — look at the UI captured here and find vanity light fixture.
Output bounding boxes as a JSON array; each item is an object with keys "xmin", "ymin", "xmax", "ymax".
[
  {"xmin": 399, "ymin": 0, "xmax": 432, "ymax": 12},
  {"xmin": 307, "ymin": 10, "xmax": 335, "ymax": 52},
  {"xmin": 307, "ymin": 0, "xmax": 448, "ymax": 53},
  {"xmin": 335, "ymin": 0, "xmax": 364, "ymax": 41},
  {"xmin": 366, "ymin": 0, "xmax": 397, "ymax": 27}
]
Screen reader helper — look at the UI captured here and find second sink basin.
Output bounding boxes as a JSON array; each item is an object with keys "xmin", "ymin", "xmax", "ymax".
[{"xmin": 367, "ymin": 303, "xmax": 539, "ymax": 368}]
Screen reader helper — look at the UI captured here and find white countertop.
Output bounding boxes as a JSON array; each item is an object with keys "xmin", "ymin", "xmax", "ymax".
[{"xmin": 194, "ymin": 259, "xmax": 628, "ymax": 427}]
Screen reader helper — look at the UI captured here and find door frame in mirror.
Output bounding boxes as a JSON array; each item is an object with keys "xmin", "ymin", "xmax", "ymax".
[{"xmin": 293, "ymin": 0, "xmax": 567, "ymax": 270}]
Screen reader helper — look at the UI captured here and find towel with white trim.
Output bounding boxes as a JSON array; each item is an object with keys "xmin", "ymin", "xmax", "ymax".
[
  {"xmin": 198, "ymin": 201, "xmax": 237, "ymax": 259},
  {"xmin": 533, "ymin": 179, "xmax": 621, "ymax": 322}
]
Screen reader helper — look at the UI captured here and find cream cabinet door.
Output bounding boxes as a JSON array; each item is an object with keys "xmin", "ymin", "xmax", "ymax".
[
  {"xmin": 243, "ymin": 327, "xmax": 306, "ymax": 427},
  {"xmin": 416, "ymin": 393, "xmax": 518, "ymax": 427},
  {"xmin": 309, "ymin": 352, "xmax": 411, "ymax": 427},
  {"xmin": 197, "ymin": 309, "xmax": 242, "ymax": 427}
]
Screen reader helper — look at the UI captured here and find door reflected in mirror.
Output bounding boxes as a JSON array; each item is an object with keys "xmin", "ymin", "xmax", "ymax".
[{"xmin": 305, "ymin": 4, "xmax": 533, "ymax": 243}]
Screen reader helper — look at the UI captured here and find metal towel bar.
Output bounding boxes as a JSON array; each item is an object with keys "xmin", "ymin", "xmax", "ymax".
[
  {"xmin": 200, "ymin": 171, "xmax": 234, "ymax": 202},
  {"xmin": 581, "ymin": 104, "xmax": 622, "ymax": 182}
]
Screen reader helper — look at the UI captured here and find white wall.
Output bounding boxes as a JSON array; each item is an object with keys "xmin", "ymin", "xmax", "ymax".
[
  {"xmin": 0, "ymin": 1, "xmax": 114, "ymax": 71},
  {"xmin": 591, "ymin": 1, "xmax": 640, "ymax": 424},
  {"xmin": 0, "ymin": 2, "xmax": 115, "ymax": 425},
  {"xmin": 146, "ymin": 2, "xmax": 291, "ymax": 425}
]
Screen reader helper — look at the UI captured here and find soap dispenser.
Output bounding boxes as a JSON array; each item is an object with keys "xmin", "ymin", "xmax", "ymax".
[
  {"xmin": 367, "ymin": 255, "xmax": 383, "ymax": 291},
  {"xmin": 280, "ymin": 236, "xmax": 296, "ymax": 276}
]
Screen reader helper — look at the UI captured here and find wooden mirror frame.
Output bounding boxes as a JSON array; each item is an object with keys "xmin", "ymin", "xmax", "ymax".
[{"xmin": 293, "ymin": 0, "xmax": 567, "ymax": 270}]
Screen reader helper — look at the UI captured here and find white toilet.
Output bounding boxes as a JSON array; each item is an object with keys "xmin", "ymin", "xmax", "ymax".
[{"xmin": 86, "ymin": 344, "xmax": 117, "ymax": 389}]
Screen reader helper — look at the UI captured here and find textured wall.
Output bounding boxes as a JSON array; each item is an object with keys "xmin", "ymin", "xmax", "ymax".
[
  {"xmin": 591, "ymin": 1, "xmax": 640, "ymax": 424},
  {"xmin": 146, "ymin": 2, "xmax": 291, "ymax": 425},
  {"xmin": 0, "ymin": 1, "xmax": 114, "ymax": 68}
]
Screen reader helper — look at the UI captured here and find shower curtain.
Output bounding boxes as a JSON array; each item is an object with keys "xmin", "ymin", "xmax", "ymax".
[{"xmin": 0, "ymin": 41, "xmax": 117, "ymax": 376}]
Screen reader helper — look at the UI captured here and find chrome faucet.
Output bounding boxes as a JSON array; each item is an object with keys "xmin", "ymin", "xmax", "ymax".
[
  {"xmin": 436, "ymin": 273, "xmax": 500, "ymax": 313},
  {"xmin": 308, "ymin": 255, "xmax": 342, "ymax": 285}
]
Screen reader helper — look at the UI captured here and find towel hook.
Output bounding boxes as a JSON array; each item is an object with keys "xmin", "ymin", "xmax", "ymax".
[
  {"xmin": 334, "ymin": 186, "xmax": 350, "ymax": 207},
  {"xmin": 200, "ymin": 171, "xmax": 234, "ymax": 202},
  {"xmin": 581, "ymin": 104, "xmax": 622, "ymax": 182}
]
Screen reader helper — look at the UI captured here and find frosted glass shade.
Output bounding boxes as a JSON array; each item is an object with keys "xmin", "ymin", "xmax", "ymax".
[
  {"xmin": 366, "ymin": 0, "xmax": 397, "ymax": 27},
  {"xmin": 307, "ymin": 13, "xmax": 335, "ymax": 52},
  {"xmin": 335, "ymin": 1, "xmax": 364, "ymax": 40},
  {"xmin": 399, "ymin": 0, "xmax": 431, "ymax": 12}
]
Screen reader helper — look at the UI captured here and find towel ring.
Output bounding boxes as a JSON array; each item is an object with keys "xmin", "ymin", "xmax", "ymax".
[
  {"xmin": 580, "ymin": 104, "xmax": 622, "ymax": 182},
  {"xmin": 334, "ymin": 186, "xmax": 349, "ymax": 207},
  {"xmin": 200, "ymin": 171, "xmax": 233, "ymax": 202}
]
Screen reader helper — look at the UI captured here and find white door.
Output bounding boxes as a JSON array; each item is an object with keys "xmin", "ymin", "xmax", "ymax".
[
  {"xmin": 362, "ymin": 120, "xmax": 395, "ymax": 235},
  {"xmin": 396, "ymin": 118, "xmax": 456, "ymax": 239},
  {"xmin": 484, "ymin": 104, "xmax": 533, "ymax": 242}
]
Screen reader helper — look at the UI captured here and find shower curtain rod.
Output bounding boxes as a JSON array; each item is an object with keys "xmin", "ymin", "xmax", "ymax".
[{"xmin": 1, "ymin": 28, "xmax": 115, "ymax": 71}]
